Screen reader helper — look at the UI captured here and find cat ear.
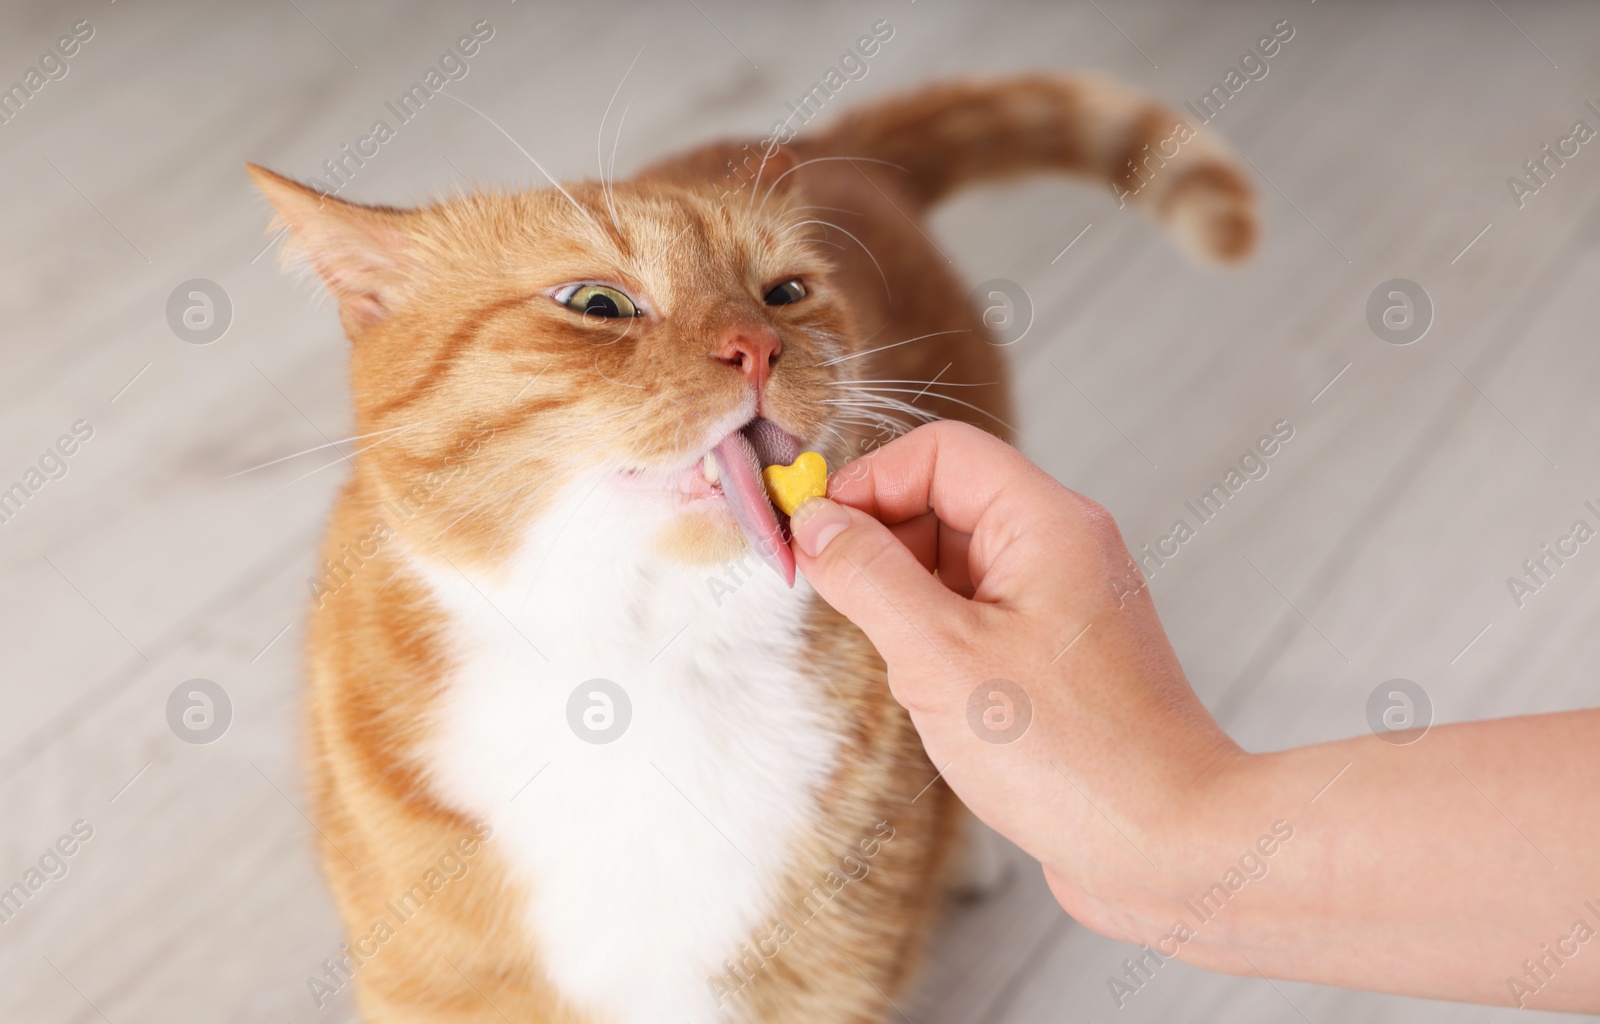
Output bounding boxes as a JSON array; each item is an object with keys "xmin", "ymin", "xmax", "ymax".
[
  {"xmin": 247, "ymin": 164, "xmax": 415, "ymax": 335},
  {"xmin": 751, "ymin": 143, "xmax": 799, "ymax": 192}
]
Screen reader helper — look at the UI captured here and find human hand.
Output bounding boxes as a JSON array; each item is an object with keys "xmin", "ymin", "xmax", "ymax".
[
  {"xmin": 791, "ymin": 422, "xmax": 1600, "ymax": 1010},
  {"xmin": 789, "ymin": 420, "xmax": 1244, "ymax": 941}
]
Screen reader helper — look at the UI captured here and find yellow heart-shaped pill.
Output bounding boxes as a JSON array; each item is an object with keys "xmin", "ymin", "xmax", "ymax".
[{"xmin": 762, "ymin": 451, "xmax": 828, "ymax": 517}]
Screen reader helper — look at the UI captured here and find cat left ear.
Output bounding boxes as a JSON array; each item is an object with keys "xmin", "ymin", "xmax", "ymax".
[
  {"xmin": 247, "ymin": 164, "xmax": 415, "ymax": 336},
  {"xmin": 751, "ymin": 143, "xmax": 799, "ymax": 193}
]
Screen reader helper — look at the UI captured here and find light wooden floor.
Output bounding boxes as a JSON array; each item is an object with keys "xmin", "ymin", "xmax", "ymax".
[{"xmin": 3, "ymin": 1, "xmax": 1598, "ymax": 1021}]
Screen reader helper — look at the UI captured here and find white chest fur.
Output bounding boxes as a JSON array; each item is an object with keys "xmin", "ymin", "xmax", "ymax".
[{"xmin": 414, "ymin": 477, "xmax": 843, "ymax": 1023}]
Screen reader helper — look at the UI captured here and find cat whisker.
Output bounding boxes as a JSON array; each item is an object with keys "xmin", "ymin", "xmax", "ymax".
[
  {"xmin": 746, "ymin": 136, "xmax": 787, "ymax": 213},
  {"xmin": 604, "ymin": 96, "xmax": 634, "ymax": 233},
  {"xmin": 833, "ymin": 389, "xmax": 942, "ymax": 412},
  {"xmin": 828, "ymin": 378, "xmax": 998, "ymax": 389},
  {"xmin": 264, "ymin": 427, "xmax": 417, "ymax": 497},
  {"xmin": 829, "ymin": 411, "xmax": 918, "ymax": 437},
  {"xmin": 221, "ymin": 423, "xmax": 416, "ymax": 479},
  {"xmin": 789, "ymin": 203, "xmax": 863, "ymax": 218},
  {"xmin": 831, "ymin": 407, "xmax": 916, "ymax": 424},
  {"xmin": 828, "ymin": 412, "xmax": 922, "ymax": 446},
  {"xmin": 799, "ymin": 325, "xmax": 851, "ymax": 364},
  {"xmin": 832, "ymin": 404, "xmax": 921, "ymax": 424},
  {"xmin": 825, "ymin": 400, "xmax": 934, "ymax": 422},
  {"xmin": 817, "ymin": 422, "xmax": 869, "ymax": 463},
  {"xmin": 834, "ymin": 387, "xmax": 1017, "ymax": 432},
  {"xmin": 781, "ymin": 218, "xmax": 890, "ymax": 300},
  {"xmin": 757, "ymin": 155, "xmax": 907, "ymax": 214},
  {"xmin": 823, "ymin": 392, "xmax": 942, "ymax": 420},
  {"xmin": 816, "ymin": 329, "xmax": 970, "ymax": 368},
  {"xmin": 598, "ymin": 44, "xmax": 646, "ymax": 233},
  {"xmin": 444, "ymin": 92, "xmax": 603, "ymax": 234}
]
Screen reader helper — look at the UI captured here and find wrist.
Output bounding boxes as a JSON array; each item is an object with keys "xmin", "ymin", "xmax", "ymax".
[
  {"xmin": 1035, "ymin": 741, "xmax": 1259, "ymax": 946},
  {"xmin": 1135, "ymin": 749, "xmax": 1300, "ymax": 969},
  {"xmin": 1089, "ymin": 745, "xmax": 1267, "ymax": 947}
]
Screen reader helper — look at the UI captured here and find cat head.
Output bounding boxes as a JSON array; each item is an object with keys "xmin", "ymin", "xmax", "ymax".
[{"xmin": 250, "ymin": 163, "xmax": 860, "ymax": 583}]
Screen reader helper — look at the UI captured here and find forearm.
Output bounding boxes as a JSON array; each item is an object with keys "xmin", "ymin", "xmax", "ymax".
[{"xmin": 1160, "ymin": 709, "xmax": 1600, "ymax": 1010}]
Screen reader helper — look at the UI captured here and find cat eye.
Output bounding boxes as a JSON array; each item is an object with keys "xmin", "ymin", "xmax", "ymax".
[
  {"xmin": 557, "ymin": 283, "xmax": 640, "ymax": 319},
  {"xmin": 763, "ymin": 279, "xmax": 808, "ymax": 306}
]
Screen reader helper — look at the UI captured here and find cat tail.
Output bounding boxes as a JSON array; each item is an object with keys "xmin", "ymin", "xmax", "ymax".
[{"xmin": 807, "ymin": 73, "xmax": 1258, "ymax": 263}]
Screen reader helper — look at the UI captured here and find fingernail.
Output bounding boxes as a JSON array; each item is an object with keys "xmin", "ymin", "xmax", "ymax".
[{"xmin": 792, "ymin": 497, "xmax": 851, "ymax": 557}]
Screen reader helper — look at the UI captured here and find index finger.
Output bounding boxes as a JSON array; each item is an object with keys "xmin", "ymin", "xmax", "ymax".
[{"xmin": 827, "ymin": 420, "xmax": 1068, "ymax": 535}]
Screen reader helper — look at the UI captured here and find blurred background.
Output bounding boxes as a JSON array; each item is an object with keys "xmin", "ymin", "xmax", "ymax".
[{"xmin": 2, "ymin": 0, "xmax": 1598, "ymax": 1020}]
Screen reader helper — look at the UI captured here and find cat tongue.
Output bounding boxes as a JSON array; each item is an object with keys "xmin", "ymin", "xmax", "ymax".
[{"xmin": 712, "ymin": 428, "xmax": 796, "ymax": 587}]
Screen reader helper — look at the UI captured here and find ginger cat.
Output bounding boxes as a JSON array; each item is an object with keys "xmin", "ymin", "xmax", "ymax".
[{"xmin": 249, "ymin": 74, "xmax": 1255, "ymax": 1023}]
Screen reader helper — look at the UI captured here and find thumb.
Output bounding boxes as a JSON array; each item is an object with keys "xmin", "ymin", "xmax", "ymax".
[{"xmin": 789, "ymin": 497, "xmax": 969, "ymax": 674}]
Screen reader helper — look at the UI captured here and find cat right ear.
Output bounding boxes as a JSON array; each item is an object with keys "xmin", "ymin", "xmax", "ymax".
[{"xmin": 247, "ymin": 164, "xmax": 415, "ymax": 336}]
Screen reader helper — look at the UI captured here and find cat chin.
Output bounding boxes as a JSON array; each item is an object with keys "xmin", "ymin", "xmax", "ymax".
[{"xmin": 651, "ymin": 501, "xmax": 767, "ymax": 568}]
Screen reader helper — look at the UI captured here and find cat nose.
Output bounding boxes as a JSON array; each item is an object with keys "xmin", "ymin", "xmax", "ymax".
[{"xmin": 712, "ymin": 326, "xmax": 782, "ymax": 393}]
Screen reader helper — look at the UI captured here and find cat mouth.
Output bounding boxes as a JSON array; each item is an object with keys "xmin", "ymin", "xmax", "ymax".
[
  {"xmin": 706, "ymin": 417, "xmax": 801, "ymax": 587},
  {"xmin": 635, "ymin": 415, "xmax": 802, "ymax": 585}
]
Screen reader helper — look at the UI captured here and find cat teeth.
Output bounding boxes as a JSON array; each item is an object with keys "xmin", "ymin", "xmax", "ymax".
[{"xmin": 702, "ymin": 450, "xmax": 719, "ymax": 485}]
